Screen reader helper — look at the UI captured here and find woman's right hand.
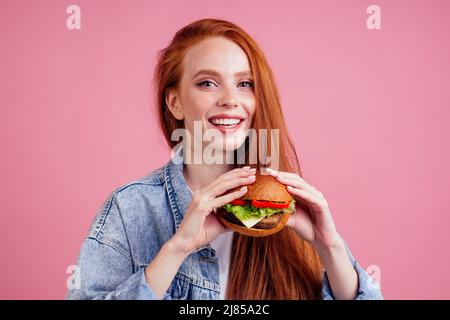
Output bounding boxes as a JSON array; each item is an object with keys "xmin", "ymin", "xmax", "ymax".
[{"xmin": 169, "ymin": 166, "xmax": 256, "ymax": 256}]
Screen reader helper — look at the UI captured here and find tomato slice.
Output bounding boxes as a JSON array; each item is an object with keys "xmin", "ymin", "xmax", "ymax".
[
  {"xmin": 251, "ymin": 200, "xmax": 290, "ymax": 209},
  {"xmin": 230, "ymin": 199, "xmax": 247, "ymax": 206}
]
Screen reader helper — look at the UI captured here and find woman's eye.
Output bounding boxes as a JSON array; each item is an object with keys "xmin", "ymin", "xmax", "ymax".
[
  {"xmin": 197, "ymin": 80, "xmax": 216, "ymax": 87},
  {"xmin": 239, "ymin": 81, "xmax": 254, "ymax": 88}
]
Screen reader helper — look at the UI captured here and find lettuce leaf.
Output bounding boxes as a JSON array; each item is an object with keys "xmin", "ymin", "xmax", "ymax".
[{"xmin": 222, "ymin": 199, "xmax": 296, "ymax": 222}]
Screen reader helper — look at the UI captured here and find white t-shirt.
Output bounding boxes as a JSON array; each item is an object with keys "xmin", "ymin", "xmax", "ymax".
[
  {"xmin": 186, "ymin": 185, "xmax": 233, "ymax": 300},
  {"xmin": 210, "ymin": 231, "xmax": 233, "ymax": 299}
]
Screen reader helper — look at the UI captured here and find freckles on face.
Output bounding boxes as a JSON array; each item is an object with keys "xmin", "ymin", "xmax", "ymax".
[{"xmin": 179, "ymin": 36, "xmax": 256, "ymax": 132}]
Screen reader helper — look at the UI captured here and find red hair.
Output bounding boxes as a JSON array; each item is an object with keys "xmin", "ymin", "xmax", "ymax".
[{"xmin": 154, "ymin": 18, "xmax": 323, "ymax": 299}]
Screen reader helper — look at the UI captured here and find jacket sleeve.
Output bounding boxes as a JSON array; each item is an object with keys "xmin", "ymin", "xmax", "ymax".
[
  {"xmin": 65, "ymin": 192, "xmax": 171, "ymax": 300},
  {"xmin": 321, "ymin": 241, "xmax": 383, "ymax": 300},
  {"xmin": 65, "ymin": 238, "xmax": 171, "ymax": 300}
]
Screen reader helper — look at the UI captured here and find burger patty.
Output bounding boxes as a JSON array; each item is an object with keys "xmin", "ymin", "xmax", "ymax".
[
  {"xmin": 254, "ymin": 213, "xmax": 283, "ymax": 229},
  {"xmin": 217, "ymin": 208, "xmax": 283, "ymax": 229}
]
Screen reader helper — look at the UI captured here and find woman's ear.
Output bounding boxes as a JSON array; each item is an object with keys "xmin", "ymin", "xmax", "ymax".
[{"xmin": 165, "ymin": 88, "xmax": 184, "ymax": 120}]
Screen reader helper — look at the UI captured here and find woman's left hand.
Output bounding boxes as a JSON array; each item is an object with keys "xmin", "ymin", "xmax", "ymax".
[{"xmin": 266, "ymin": 168, "xmax": 342, "ymax": 251}]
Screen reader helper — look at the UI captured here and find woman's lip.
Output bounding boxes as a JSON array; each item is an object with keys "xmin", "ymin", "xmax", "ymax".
[
  {"xmin": 207, "ymin": 118, "xmax": 245, "ymax": 134},
  {"xmin": 208, "ymin": 114, "xmax": 245, "ymax": 121}
]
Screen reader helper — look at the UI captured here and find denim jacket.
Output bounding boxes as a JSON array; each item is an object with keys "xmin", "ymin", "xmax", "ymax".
[{"xmin": 66, "ymin": 154, "xmax": 383, "ymax": 300}]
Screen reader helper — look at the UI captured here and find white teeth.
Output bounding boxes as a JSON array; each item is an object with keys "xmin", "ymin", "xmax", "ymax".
[{"xmin": 210, "ymin": 118, "xmax": 241, "ymax": 126}]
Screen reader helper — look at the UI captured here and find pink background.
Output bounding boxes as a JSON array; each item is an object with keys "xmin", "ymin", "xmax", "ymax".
[{"xmin": 1, "ymin": 0, "xmax": 449, "ymax": 299}]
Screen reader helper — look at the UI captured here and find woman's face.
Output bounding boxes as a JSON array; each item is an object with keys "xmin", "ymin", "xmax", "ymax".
[{"xmin": 166, "ymin": 36, "xmax": 256, "ymax": 157}]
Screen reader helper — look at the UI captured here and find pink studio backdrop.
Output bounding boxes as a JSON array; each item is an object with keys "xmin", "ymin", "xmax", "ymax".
[{"xmin": 1, "ymin": 0, "xmax": 449, "ymax": 299}]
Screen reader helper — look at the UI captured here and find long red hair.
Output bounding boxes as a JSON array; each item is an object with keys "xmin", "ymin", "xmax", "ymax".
[{"xmin": 154, "ymin": 18, "xmax": 323, "ymax": 299}]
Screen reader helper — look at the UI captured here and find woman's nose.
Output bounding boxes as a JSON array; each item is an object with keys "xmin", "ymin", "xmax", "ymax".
[
  {"xmin": 218, "ymin": 94, "xmax": 238, "ymax": 108},
  {"xmin": 219, "ymin": 98, "xmax": 238, "ymax": 108}
]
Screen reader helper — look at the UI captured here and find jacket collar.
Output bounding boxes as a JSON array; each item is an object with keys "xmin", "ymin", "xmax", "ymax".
[
  {"xmin": 163, "ymin": 145, "xmax": 217, "ymax": 256},
  {"xmin": 163, "ymin": 146, "xmax": 191, "ymax": 231}
]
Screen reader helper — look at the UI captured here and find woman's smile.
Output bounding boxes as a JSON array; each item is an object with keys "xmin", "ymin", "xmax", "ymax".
[{"xmin": 207, "ymin": 113, "xmax": 246, "ymax": 134}]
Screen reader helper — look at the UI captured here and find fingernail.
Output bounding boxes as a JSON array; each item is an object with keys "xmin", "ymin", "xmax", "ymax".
[
  {"xmin": 242, "ymin": 166, "xmax": 250, "ymax": 169},
  {"xmin": 240, "ymin": 186, "xmax": 248, "ymax": 191}
]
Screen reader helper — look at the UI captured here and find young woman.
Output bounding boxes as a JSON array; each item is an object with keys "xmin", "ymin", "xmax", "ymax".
[{"xmin": 67, "ymin": 19, "xmax": 383, "ymax": 300}]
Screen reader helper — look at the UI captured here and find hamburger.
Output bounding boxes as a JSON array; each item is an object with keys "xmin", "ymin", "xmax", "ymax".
[{"xmin": 216, "ymin": 168, "xmax": 296, "ymax": 237}]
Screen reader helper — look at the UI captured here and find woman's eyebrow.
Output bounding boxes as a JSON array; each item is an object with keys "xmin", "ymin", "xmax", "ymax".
[{"xmin": 192, "ymin": 69, "xmax": 253, "ymax": 79}]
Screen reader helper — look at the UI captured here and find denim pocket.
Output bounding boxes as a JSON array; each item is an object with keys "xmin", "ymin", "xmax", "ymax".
[{"xmin": 170, "ymin": 272, "xmax": 189, "ymax": 299}]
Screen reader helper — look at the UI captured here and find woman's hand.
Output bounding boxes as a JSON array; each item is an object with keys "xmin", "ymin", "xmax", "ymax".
[
  {"xmin": 266, "ymin": 168, "xmax": 341, "ymax": 251},
  {"xmin": 265, "ymin": 168, "xmax": 361, "ymax": 300},
  {"xmin": 170, "ymin": 166, "xmax": 256, "ymax": 256}
]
